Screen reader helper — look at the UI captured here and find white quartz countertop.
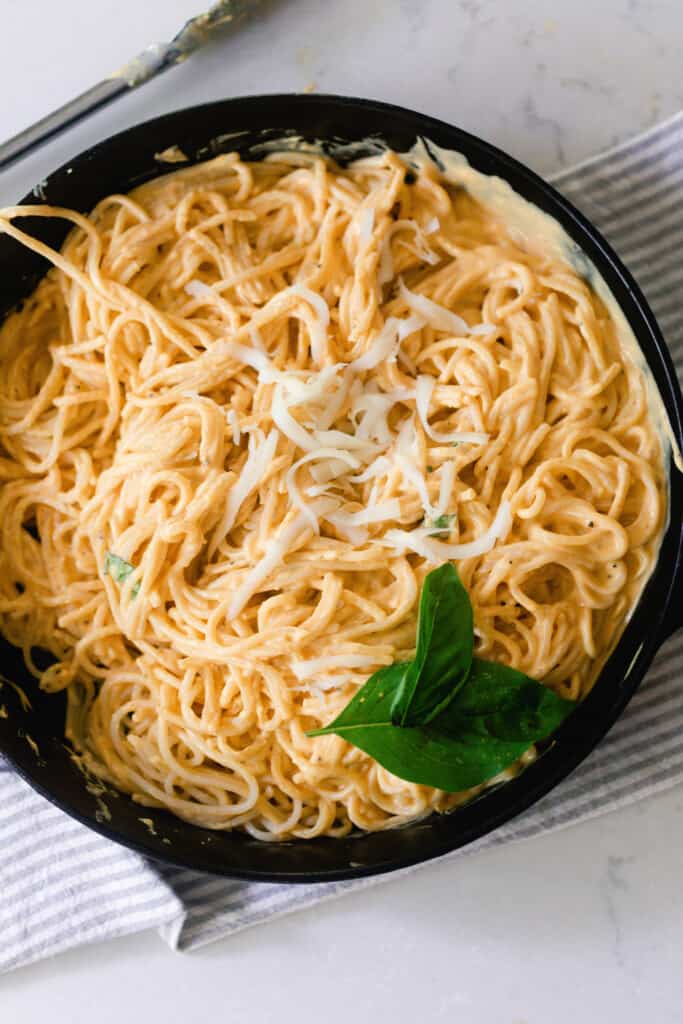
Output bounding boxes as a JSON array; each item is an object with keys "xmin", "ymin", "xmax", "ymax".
[{"xmin": 2, "ymin": 1, "xmax": 683, "ymax": 1020}]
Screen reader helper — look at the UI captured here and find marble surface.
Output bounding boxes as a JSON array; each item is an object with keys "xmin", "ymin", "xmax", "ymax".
[
  {"xmin": 2, "ymin": 0, "xmax": 683, "ymax": 1020},
  {"xmin": 4, "ymin": 787, "xmax": 683, "ymax": 1022}
]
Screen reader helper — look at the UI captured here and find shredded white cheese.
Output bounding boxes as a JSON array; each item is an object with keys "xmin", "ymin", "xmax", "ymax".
[
  {"xmin": 350, "ymin": 316, "xmax": 424, "ymax": 372},
  {"xmin": 327, "ymin": 498, "xmax": 401, "ymax": 529},
  {"xmin": 315, "ymin": 367, "xmax": 352, "ymax": 430},
  {"xmin": 394, "ymin": 417, "xmax": 434, "ymax": 516},
  {"xmin": 227, "ymin": 498, "xmax": 336, "ymax": 620},
  {"xmin": 291, "ymin": 676, "xmax": 356, "ymax": 693},
  {"xmin": 185, "ymin": 279, "xmax": 214, "ymax": 299},
  {"xmin": 349, "ymin": 455, "xmax": 391, "ymax": 483},
  {"xmin": 399, "ymin": 279, "xmax": 470, "ymax": 334},
  {"xmin": 227, "ymin": 409, "xmax": 240, "ymax": 446},
  {"xmin": 286, "ymin": 449, "xmax": 361, "ymax": 532},
  {"xmin": 291, "ymin": 653, "xmax": 380, "ymax": 680},
  {"xmin": 415, "ymin": 375, "xmax": 490, "ymax": 446},
  {"xmin": 351, "ymin": 392, "xmax": 397, "ymax": 445},
  {"xmin": 287, "ymin": 284, "xmax": 330, "ymax": 366},
  {"xmin": 401, "ymin": 225, "xmax": 440, "ymax": 266},
  {"xmin": 358, "ymin": 208, "xmax": 375, "ymax": 242},
  {"xmin": 210, "ymin": 429, "xmax": 279, "ymax": 557},
  {"xmin": 228, "ymin": 517, "xmax": 305, "ymax": 620},
  {"xmin": 378, "ymin": 230, "xmax": 395, "ymax": 284},
  {"xmin": 381, "ymin": 501, "xmax": 512, "ymax": 562},
  {"xmin": 304, "ymin": 483, "xmax": 333, "ymax": 498},
  {"xmin": 316, "ymin": 429, "xmax": 380, "ymax": 454},
  {"xmin": 272, "ymin": 384, "xmax": 317, "ymax": 450},
  {"xmin": 215, "ymin": 339, "xmax": 271, "ymax": 376},
  {"xmin": 326, "ymin": 520, "xmax": 368, "ymax": 545},
  {"xmin": 310, "ymin": 458, "xmax": 355, "ymax": 485}
]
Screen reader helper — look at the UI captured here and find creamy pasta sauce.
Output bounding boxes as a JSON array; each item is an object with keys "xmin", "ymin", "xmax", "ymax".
[{"xmin": 0, "ymin": 146, "xmax": 666, "ymax": 838}]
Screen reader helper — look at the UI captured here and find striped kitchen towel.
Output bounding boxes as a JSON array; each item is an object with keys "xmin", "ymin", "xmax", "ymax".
[{"xmin": 2, "ymin": 109, "xmax": 683, "ymax": 974}]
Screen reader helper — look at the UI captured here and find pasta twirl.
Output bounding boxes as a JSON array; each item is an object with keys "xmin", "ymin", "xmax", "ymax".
[{"xmin": 0, "ymin": 149, "xmax": 665, "ymax": 839}]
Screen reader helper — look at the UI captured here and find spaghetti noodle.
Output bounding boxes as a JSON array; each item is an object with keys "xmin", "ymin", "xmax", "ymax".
[{"xmin": 0, "ymin": 147, "xmax": 665, "ymax": 838}]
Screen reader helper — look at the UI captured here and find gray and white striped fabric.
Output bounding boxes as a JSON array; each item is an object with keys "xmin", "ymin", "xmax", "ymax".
[{"xmin": 2, "ymin": 111, "xmax": 683, "ymax": 974}]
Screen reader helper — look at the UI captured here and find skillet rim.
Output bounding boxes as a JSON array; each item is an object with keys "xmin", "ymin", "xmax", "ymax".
[{"xmin": 1, "ymin": 93, "xmax": 681, "ymax": 882}]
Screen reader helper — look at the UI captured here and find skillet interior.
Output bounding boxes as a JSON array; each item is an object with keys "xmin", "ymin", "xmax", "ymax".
[{"xmin": 0, "ymin": 94, "xmax": 681, "ymax": 881}]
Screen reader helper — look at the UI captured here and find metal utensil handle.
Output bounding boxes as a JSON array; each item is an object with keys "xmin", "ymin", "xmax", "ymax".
[
  {"xmin": 0, "ymin": 1, "xmax": 258, "ymax": 173},
  {"xmin": 0, "ymin": 78, "xmax": 132, "ymax": 172}
]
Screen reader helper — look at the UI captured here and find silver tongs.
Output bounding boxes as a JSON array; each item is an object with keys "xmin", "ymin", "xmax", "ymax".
[{"xmin": 0, "ymin": 0, "xmax": 259, "ymax": 171}]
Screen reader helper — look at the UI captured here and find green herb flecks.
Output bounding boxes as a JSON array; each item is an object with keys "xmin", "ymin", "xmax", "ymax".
[
  {"xmin": 424, "ymin": 513, "xmax": 456, "ymax": 536},
  {"xmin": 104, "ymin": 552, "xmax": 140, "ymax": 598},
  {"xmin": 307, "ymin": 564, "xmax": 575, "ymax": 792}
]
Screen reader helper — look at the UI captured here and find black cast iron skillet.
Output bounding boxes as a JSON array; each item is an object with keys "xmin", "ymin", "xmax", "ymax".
[{"xmin": 0, "ymin": 95, "xmax": 681, "ymax": 882}]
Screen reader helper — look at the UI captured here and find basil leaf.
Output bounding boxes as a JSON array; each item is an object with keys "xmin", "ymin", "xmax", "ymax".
[
  {"xmin": 307, "ymin": 663, "xmax": 409, "ymax": 737},
  {"xmin": 390, "ymin": 563, "xmax": 472, "ymax": 727},
  {"xmin": 311, "ymin": 717, "xmax": 530, "ymax": 791},
  {"xmin": 441, "ymin": 658, "xmax": 575, "ymax": 742},
  {"xmin": 104, "ymin": 552, "xmax": 140, "ymax": 598},
  {"xmin": 305, "ymin": 564, "xmax": 576, "ymax": 793},
  {"xmin": 309, "ymin": 657, "xmax": 574, "ymax": 792}
]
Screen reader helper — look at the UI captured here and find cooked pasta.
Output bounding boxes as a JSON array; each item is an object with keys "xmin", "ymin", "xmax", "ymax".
[{"xmin": 0, "ymin": 147, "xmax": 665, "ymax": 839}]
